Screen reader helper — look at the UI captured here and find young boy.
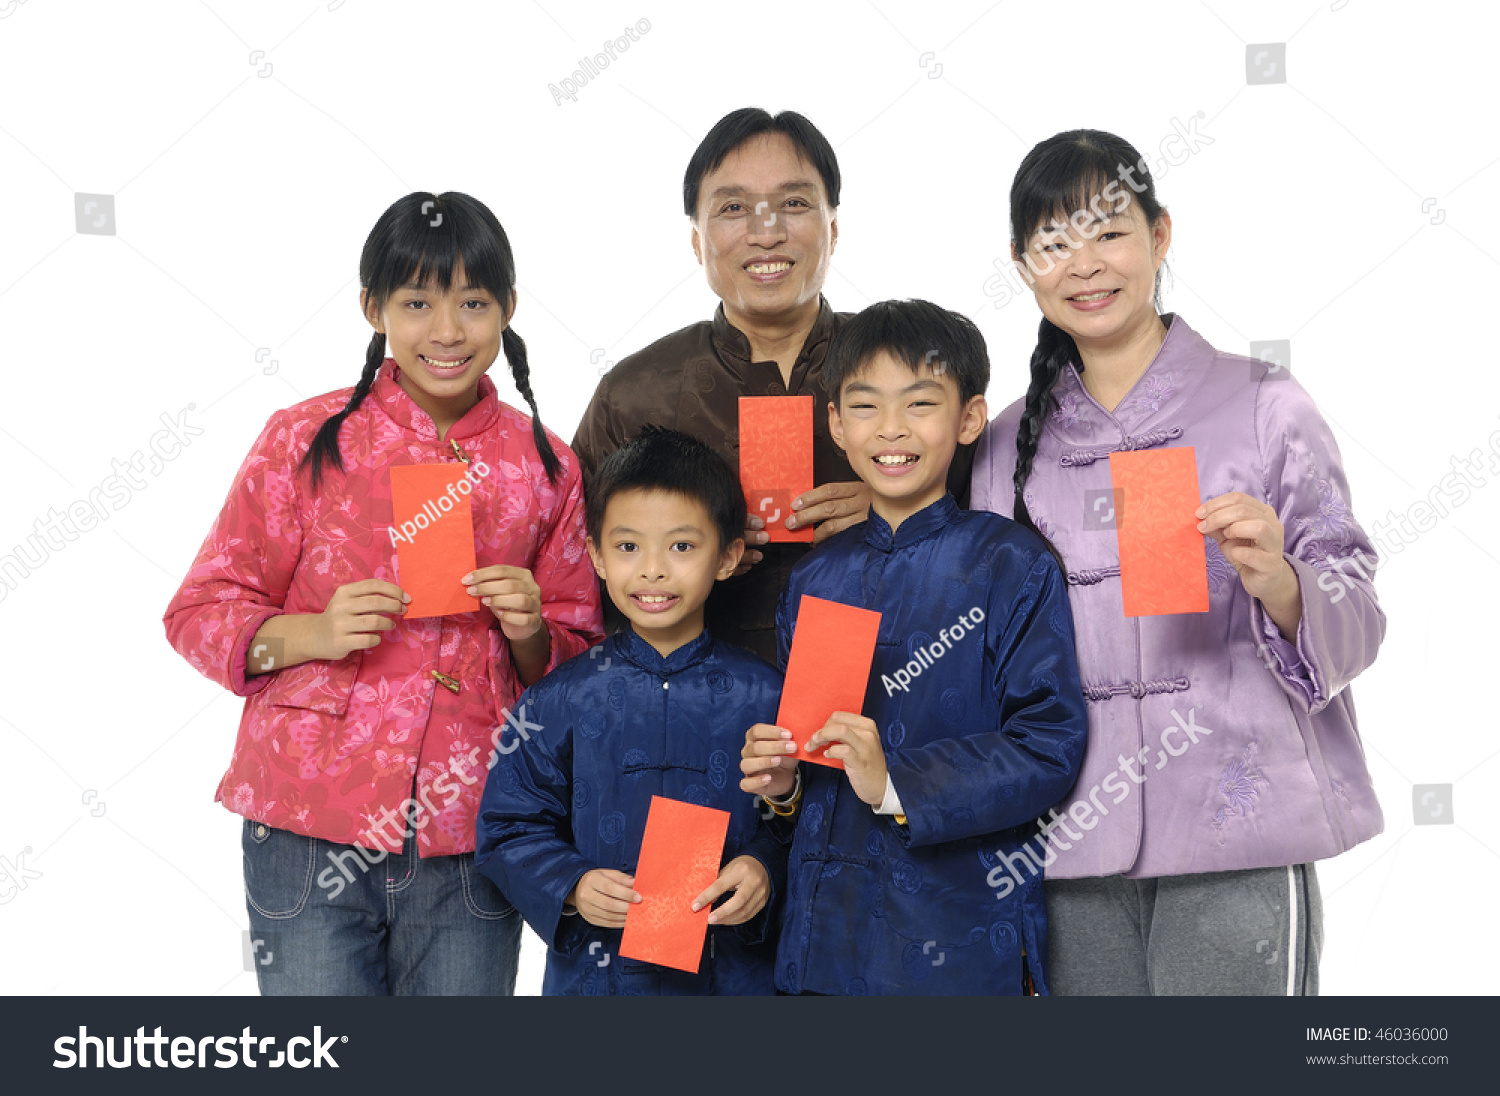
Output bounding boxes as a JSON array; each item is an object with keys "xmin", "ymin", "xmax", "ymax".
[
  {"xmin": 476, "ymin": 426, "xmax": 786, "ymax": 995},
  {"xmin": 742, "ymin": 300, "xmax": 1088, "ymax": 994}
]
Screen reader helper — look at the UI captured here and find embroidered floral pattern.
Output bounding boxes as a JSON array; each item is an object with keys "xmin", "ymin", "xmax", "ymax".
[
  {"xmin": 1211, "ymin": 742, "xmax": 1267, "ymax": 843},
  {"xmin": 1052, "ymin": 389, "xmax": 1085, "ymax": 429},
  {"xmin": 1205, "ymin": 537, "xmax": 1237, "ymax": 594},
  {"xmin": 1295, "ymin": 472, "xmax": 1355, "ymax": 544},
  {"xmin": 1119, "ymin": 372, "xmax": 1176, "ymax": 417}
]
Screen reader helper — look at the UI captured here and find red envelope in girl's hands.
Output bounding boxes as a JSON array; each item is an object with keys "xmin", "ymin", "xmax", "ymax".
[
  {"xmin": 1109, "ymin": 447, "xmax": 1211, "ymax": 617},
  {"xmin": 389, "ymin": 463, "xmax": 482, "ymax": 619},
  {"xmin": 619, "ymin": 796, "xmax": 731, "ymax": 973},
  {"xmin": 739, "ymin": 396, "xmax": 815, "ymax": 543},
  {"xmin": 775, "ymin": 595, "xmax": 882, "ymax": 768}
]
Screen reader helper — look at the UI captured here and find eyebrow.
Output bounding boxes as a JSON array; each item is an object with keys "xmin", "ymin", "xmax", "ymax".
[
  {"xmin": 842, "ymin": 378, "xmax": 946, "ymax": 397},
  {"xmin": 398, "ymin": 283, "xmax": 489, "ymax": 293},
  {"xmin": 1039, "ymin": 214, "xmax": 1115, "ymax": 233},
  {"xmin": 706, "ymin": 180, "xmax": 820, "ymax": 201},
  {"xmin": 606, "ymin": 525, "xmax": 706, "ymax": 537}
]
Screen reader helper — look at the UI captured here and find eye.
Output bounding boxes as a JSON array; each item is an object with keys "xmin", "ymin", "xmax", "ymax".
[
  {"xmin": 911, "ymin": 400, "xmax": 938, "ymax": 408},
  {"xmin": 404, "ymin": 299, "xmax": 429, "ymax": 309},
  {"xmin": 1099, "ymin": 231, "xmax": 1125, "ymax": 241},
  {"xmin": 672, "ymin": 541, "xmax": 696, "ymax": 553},
  {"xmin": 720, "ymin": 202, "xmax": 745, "ymax": 215},
  {"xmin": 462, "ymin": 299, "xmax": 489, "ymax": 309},
  {"xmin": 784, "ymin": 198, "xmax": 810, "ymax": 209},
  {"xmin": 615, "ymin": 541, "xmax": 637, "ymax": 553}
]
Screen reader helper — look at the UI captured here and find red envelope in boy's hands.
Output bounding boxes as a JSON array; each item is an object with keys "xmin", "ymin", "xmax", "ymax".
[
  {"xmin": 389, "ymin": 463, "xmax": 482, "ymax": 619},
  {"xmin": 776, "ymin": 595, "xmax": 882, "ymax": 768},
  {"xmin": 619, "ymin": 796, "xmax": 731, "ymax": 974},
  {"xmin": 739, "ymin": 396, "xmax": 815, "ymax": 543},
  {"xmin": 1109, "ymin": 447, "xmax": 1211, "ymax": 617}
]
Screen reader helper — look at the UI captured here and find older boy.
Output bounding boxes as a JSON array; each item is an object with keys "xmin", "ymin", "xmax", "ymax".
[{"xmin": 742, "ymin": 300, "xmax": 1087, "ymax": 994}]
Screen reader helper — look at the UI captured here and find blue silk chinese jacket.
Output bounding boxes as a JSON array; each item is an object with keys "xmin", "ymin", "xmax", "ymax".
[
  {"xmin": 475, "ymin": 626, "xmax": 785, "ymax": 995},
  {"xmin": 773, "ymin": 494, "xmax": 1087, "ymax": 995}
]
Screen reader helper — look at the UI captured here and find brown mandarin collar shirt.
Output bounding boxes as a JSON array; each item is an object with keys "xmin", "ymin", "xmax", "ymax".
[{"xmin": 571, "ymin": 296, "xmax": 976, "ymax": 663}]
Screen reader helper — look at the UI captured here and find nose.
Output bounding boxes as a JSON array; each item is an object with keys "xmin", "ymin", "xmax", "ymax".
[
  {"xmin": 876, "ymin": 404, "xmax": 908, "ymax": 442},
  {"xmin": 1067, "ymin": 239, "xmax": 1104, "ymax": 280},
  {"xmin": 428, "ymin": 301, "xmax": 464, "ymax": 346},
  {"xmin": 637, "ymin": 549, "xmax": 667, "ymax": 581},
  {"xmin": 744, "ymin": 200, "xmax": 788, "ymax": 247}
]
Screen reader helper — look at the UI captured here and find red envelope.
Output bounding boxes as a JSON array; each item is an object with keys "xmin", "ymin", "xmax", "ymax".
[
  {"xmin": 1109, "ymin": 447, "xmax": 1211, "ymax": 617},
  {"xmin": 739, "ymin": 396, "xmax": 815, "ymax": 543},
  {"xmin": 389, "ymin": 463, "xmax": 482, "ymax": 619},
  {"xmin": 776, "ymin": 595, "xmax": 882, "ymax": 769},
  {"xmin": 619, "ymin": 796, "xmax": 731, "ymax": 973}
]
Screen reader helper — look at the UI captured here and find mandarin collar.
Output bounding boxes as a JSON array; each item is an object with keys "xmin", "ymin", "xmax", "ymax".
[
  {"xmin": 709, "ymin": 296, "xmax": 837, "ymax": 368},
  {"xmin": 611, "ymin": 622, "xmax": 716, "ymax": 675},
  {"xmin": 1048, "ymin": 314, "xmax": 1213, "ymax": 441},
  {"xmin": 371, "ymin": 358, "xmax": 502, "ymax": 442},
  {"xmin": 862, "ymin": 493, "xmax": 960, "ymax": 553}
]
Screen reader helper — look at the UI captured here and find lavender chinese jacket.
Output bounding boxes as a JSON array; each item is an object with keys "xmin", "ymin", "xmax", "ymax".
[{"xmin": 972, "ymin": 315, "xmax": 1385, "ymax": 878}]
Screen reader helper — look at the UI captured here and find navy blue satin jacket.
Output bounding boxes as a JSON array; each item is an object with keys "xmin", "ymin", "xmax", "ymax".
[
  {"xmin": 475, "ymin": 626, "xmax": 786, "ymax": 995},
  {"xmin": 773, "ymin": 493, "xmax": 1087, "ymax": 995}
]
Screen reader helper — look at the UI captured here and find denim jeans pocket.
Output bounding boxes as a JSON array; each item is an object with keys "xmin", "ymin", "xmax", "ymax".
[
  {"xmin": 458, "ymin": 855, "xmax": 518, "ymax": 920},
  {"xmin": 242, "ymin": 820, "xmax": 317, "ymax": 919}
]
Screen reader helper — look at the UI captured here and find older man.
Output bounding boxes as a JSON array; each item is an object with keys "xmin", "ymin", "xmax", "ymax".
[{"xmin": 573, "ymin": 107, "xmax": 974, "ymax": 662}]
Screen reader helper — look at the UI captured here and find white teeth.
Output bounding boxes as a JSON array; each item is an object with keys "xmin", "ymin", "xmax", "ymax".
[
  {"xmin": 874, "ymin": 455, "xmax": 917, "ymax": 465},
  {"xmin": 422, "ymin": 355, "xmax": 470, "ymax": 366},
  {"xmin": 637, "ymin": 595, "xmax": 672, "ymax": 603},
  {"xmin": 746, "ymin": 262, "xmax": 791, "ymax": 274},
  {"xmin": 1072, "ymin": 291, "xmax": 1113, "ymax": 301}
]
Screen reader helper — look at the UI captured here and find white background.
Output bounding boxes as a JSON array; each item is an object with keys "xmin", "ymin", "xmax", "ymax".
[{"xmin": 0, "ymin": 0, "xmax": 1495, "ymax": 996}]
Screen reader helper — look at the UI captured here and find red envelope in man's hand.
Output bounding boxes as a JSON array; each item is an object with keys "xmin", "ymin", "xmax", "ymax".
[
  {"xmin": 1109, "ymin": 447, "xmax": 1211, "ymax": 617},
  {"xmin": 739, "ymin": 396, "xmax": 815, "ymax": 543},
  {"xmin": 389, "ymin": 463, "xmax": 482, "ymax": 619},
  {"xmin": 776, "ymin": 595, "xmax": 882, "ymax": 769},
  {"xmin": 619, "ymin": 796, "xmax": 731, "ymax": 974}
]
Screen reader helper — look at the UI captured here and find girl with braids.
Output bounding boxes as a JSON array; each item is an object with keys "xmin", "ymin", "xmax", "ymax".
[
  {"xmin": 972, "ymin": 131, "xmax": 1385, "ymax": 995},
  {"xmin": 164, "ymin": 192, "xmax": 602, "ymax": 995}
]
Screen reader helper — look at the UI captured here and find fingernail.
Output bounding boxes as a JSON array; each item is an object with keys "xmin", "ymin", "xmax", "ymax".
[
  {"xmin": 1193, "ymin": 508, "xmax": 1205, "ymax": 518},
  {"xmin": 691, "ymin": 901, "xmax": 701, "ymax": 912},
  {"xmin": 402, "ymin": 592, "xmax": 412, "ymax": 603},
  {"xmin": 467, "ymin": 586, "xmax": 478, "ymax": 595},
  {"xmin": 785, "ymin": 515, "xmax": 798, "ymax": 529},
  {"xmin": 786, "ymin": 742, "xmax": 796, "ymax": 752},
  {"xmin": 780, "ymin": 729, "xmax": 792, "ymax": 739}
]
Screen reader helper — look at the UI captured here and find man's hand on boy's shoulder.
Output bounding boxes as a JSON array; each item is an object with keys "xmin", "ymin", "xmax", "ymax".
[
  {"xmin": 808, "ymin": 713, "xmax": 888, "ymax": 807},
  {"xmin": 693, "ymin": 855, "xmax": 770, "ymax": 926},
  {"xmin": 567, "ymin": 869, "xmax": 640, "ymax": 929},
  {"xmin": 741, "ymin": 723, "xmax": 799, "ymax": 798},
  {"xmin": 790, "ymin": 481, "xmax": 872, "ymax": 543}
]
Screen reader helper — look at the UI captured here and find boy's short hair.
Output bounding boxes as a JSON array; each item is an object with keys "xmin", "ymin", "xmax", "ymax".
[
  {"xmin": 822, "ymin": 299, "xmax": 990, "ymax": 406},
  {"xmin": 585, "ymin": 425, "xmax": 746, "ymax": 552}
]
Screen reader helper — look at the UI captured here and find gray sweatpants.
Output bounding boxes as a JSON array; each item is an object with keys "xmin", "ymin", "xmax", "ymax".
[{"xmin": 1045, "ymin": 863, "xmax": 1322, "ymax": 995}]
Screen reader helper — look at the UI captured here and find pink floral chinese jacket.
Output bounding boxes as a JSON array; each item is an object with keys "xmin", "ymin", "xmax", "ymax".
[{"xmin": 164, "ymin": 361, "xmax": 602, "ymax": 856}]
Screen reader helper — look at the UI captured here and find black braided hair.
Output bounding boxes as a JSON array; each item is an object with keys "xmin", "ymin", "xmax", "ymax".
[
  {"xmin": 1008, "ymin": 129, "xmax": 1168, "ymax": 548},
  {"xmin": 502, "ymin": 326, "xmax": 560, "ymax": 483},
  {"xmin": 300, "ymin": 191, "xmax": 561, "ymax": 489}
]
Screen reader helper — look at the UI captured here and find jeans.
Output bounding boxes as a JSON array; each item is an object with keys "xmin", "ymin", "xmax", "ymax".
[{"xmin": 242, "ymin": 819, "xmax": 522, "ymax": 996}]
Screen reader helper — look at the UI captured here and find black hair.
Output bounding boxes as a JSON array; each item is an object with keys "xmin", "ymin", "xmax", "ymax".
[
  {"xmin": 585, "ymin": 425, "xmax": 746, "ymax": 554},
  {"xmin": 1009, "ymin": 129, "xmax": 1168, "ymax": 538},
  {"xmin": 683, "ymin": 107, "xmax": 841, "ymax": 218},
  {"xmin": 300, "ymin": 191, "xmax": 560, "ymax": 490},
  {"xmin": 822, "ymin": 298, "xmax": 989, "ymax": 407}
]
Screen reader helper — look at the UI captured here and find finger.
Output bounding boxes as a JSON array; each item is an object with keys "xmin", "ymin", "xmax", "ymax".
[
  {"xmin": 592, "ymin": 877, "xmax": 639, "ymax": 904},
  {"xmin": 463, "ymin": 565, "xmax": 533, "ymax": 584},
  {"xmin": 346, "ymin": 613, "xmax": 397, "ymax": 634},
  {"xmin": 346, "ymin": 594, "xmax": 407, "ymax": 616},
  {"xmin": 746, "ymin": 515, "xmax": 765, "ymax": 531},
  {"xmin": 1195, "ymin": 492, "xmax": 1255, "ymax": 518},
  {"xmin": 707, "ymin": 888, "xmax": 751, "ymax": 925},
  {"xmin": 693, "ymin": 874, "xmax": 734, "ymax": 911},
  {"xmin": 794, "ymin": 482, "xmax": 857, "ymax": 509},
  {"xmin": 341, "ymin": 579, "xmax": 408, "ymax": 601},
  {"xmin": 746, "ymin": 723, "xmax": 793, "ymax": 743},
  {"xmin": 483, "ymin": 593, "xmax": 541, "ymax": 614}
]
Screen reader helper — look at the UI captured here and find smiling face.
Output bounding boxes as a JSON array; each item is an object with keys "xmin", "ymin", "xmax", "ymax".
[
  {"xmin": 691, "ymin": 133, "xmax": 837, "ymax": 332},
  {"xmin": 587, "ymin": 489, "xmax": 744, "ymax": 659},
  {"xmin": 829, "ymin": 352, "xmax": 987, "ymax": 532},
  {"xmin": 1016, "ymin": 196, "xmax": 1170, "ymax": 352},
  {"xmin": 362, "ymin": 261, "xmax": 511, "ymax": 428}
]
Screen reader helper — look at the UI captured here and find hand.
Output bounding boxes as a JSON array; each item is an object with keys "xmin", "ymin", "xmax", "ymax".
[
  {"xmin": 567, "ymin": 869, "xmax": 640, "ymax": 929},
  {"xmin": 740, "ymin": 722, "xmax": 799, "ymax": 799},
  {"xmin": 1197, "ymin": 491, "xmax": 1302, "ymax": 637},
  {"xmin": 693, "ymin": 855, "xmax": 770, "ymax": 925},
  {"xmin": 789, "ymin": 481, "xmax": 872, "ymax": 544},
  {"xmin": 807, "ymin": 712, "xmax": 888, "ymax": 807},
  {"xmin": 310, "ymin": 579, "xmax": 409, "ymax": 659},
  {"xmin": 732, "ymin": 514, "xmax": 768, "ymax": 577},
  {"xmin": 465, "ymin": 565, "xmax": 543, "ymax": 643}
]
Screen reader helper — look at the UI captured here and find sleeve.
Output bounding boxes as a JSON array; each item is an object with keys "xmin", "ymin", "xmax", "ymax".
[
  {"xmin": 1249, "ymin": 377, "xmax": 1386, "ymax": 712},
  {"xmin": 569, "ymin": 370, "xmax": 628, "ymax": 482},
  {"xmin": 161, "ymin": 409, "xmax": 305, "ymax": 697},
  {"xmin": 732, "ymin": 680, "xmax": 792, "ymax": 947},
  {"xmin": 473, "ymin": 678, "xmax": 597, "ymax": 955},
  {"xmin": 970, "ymin": 407, "xmax": 1021, "ymax": 518},
  {"xmin": 524, "ymin": 448, "xmax": 605, "ymax": 684},
  {"xmin": 889, "ymin": 548, "xmax": 1088, "ymax": 848}
]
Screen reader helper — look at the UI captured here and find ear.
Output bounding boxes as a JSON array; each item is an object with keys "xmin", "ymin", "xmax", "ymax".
[
  {"xmin": 360, "ymin": 288, "xmax": 384, "ymax": 334},
  {"xmin": 828, "ymin": 209, "xmax": 838, "ymax": 254},
  {"xmin": 827, "ymin": 399, "xmax": 847, "ymax": 452},
  {"xmin": 585, "ymin": 537, "xmax": 607, "ymax": 582},
  {"xmin": 958, "ymin": 394, "xmax": 989, "ymax": 446},
  {"xmin": 1011, "ymin": 242, "xmax": 1037, "ymax": 287},
  {"xmin": 690, "ymin": 221, "xmax": 703, "ymax": 267},
  {"xmin": 716, "ymin": 536, "xmax": 745, "ymax": 581},
  {"xmin": 1152, "ymin": 211, "xmax": 1173, "ymax": 268},
  {"xmin": 501, "ymin": 289, "xmax": 517, "ymax": 332}
]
